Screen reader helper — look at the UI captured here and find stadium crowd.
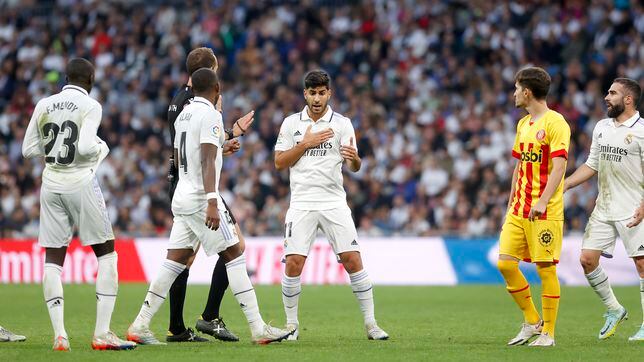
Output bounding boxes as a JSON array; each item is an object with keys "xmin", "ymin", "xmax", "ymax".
[{"xmin": 0, "ymin": 0, "xmax": 642, "ymax": 239}]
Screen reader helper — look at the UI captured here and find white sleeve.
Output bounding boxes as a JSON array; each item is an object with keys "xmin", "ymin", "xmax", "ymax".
[
  {"xmin": 22, "ymin": 103, "xmax": 44, "ymax": 158},
  {"xmin": 274, "ymin": 119, "xmax": 293, "ymax": 151},
  {"xmin": 341, "ymin": 119, "xmax": 358, "ymax": 152},
  {"xmin": 200, "ymin": 110, "xmax": 223, "ymax": 147},
  {"xmin": 78, "ymin": 103, "xmax": 104, "ymax": 157},
  {"xmin": 585, "ymin": 123, "xmax": 600, "ymax": 171}
]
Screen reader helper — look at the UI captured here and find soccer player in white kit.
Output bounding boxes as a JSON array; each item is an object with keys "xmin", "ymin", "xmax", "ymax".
[
  {"xmin": 565, "ymin": 78, "xmax": 644, "ymax": 341},
  {"xmin": 274, "ymin": 70, "xmax": 388, "ymax": 340},
  {"xmin": 21, "ymin": 58, "xmax": 136, "ymax": 351},
  {"xmin": 127, "ymin": 68, "xmax": 292, "ymax": 345}
]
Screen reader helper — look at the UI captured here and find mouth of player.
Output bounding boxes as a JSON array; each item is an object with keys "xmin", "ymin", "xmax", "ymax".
[{"xmin": 312, "ymin": 104, "xmax": 322, "ymax": 111}]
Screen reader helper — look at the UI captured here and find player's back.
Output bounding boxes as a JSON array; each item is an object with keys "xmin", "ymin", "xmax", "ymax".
[
  {"xmin": 30, "ymin": 85, "xmax": 104, "ymax": 192},
  {"xmin": 172, "ymin": 97, "xmax": 225, "ymax": 216}
]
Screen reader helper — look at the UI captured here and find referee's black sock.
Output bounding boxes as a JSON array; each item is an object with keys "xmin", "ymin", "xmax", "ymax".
[
  {"xmin": 201, "ymin": 257, "xmax": 229, "ymax": 321},
  {"xmin": 168, "ymin": 268, "xmax": 189, "ymax": 335}
]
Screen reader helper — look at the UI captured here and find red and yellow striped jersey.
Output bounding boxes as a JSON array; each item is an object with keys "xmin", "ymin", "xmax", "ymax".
[{"xmin": 510, "ymin": 110, "xmax": 570, "ymax": 220}]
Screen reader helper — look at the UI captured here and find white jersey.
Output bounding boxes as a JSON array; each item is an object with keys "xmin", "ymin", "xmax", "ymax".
[
  {"xmin": 275, "ymin": 106, "xmax": 357, "ymax": 210},
  {"xmin": 172, "ymin": 96, "xmax": 225, "ymax": 215},
  {"xmin": 22, "ymin": 84, "xmax": 109, "ymax": 193},
  {"xmin": 585, "ymin": 112, "xmax": 644, "ymax": 221}
]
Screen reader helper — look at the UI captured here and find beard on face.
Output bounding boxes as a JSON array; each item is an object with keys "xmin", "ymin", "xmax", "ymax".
[{"xmin": 607, "ymin": 99, "xmax": 625, "ymax": 118}]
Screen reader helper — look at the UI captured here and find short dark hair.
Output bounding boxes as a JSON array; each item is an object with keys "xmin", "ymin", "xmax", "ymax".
[
  {"xmin": 303, "ymin": 69, "xmax": 330, "ymax": 89},
  {"xmin": 613, "ymin": 78, "xmax": 642, "ymax": 106},
  {"xmin": 66, "ymin": 58, "xmax": 94, "ymax": 85},
  {"xmin": 186, "ymin": 47, "xmax": 217, "ymax": 75},
  {"xmin": 514, "ymin": 67, "xmax": 551, "ymax": 100},
  {"xmin": 191, "ymin": 68, "xmax": 219, "ymax": 94}
]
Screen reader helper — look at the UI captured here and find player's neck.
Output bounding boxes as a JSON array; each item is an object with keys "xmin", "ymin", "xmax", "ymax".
[
  {"xmin": 187, "ymin": 77, "xmax": 192, "ymax": 87},
  {"xmin": 525, "ymin": 100, "xmax": 549, "ymax": 121},
  {"xmin": 307, "ymin": 105, "xmax": 328, "ymax": 122},
  {"xmin": 615, "ymin": 109, "xmax": 638, "ymax": 124}
]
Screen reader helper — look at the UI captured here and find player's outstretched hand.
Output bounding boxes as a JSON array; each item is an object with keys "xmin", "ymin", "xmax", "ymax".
[
  {"xmin": 626, "ymin": 206, "xmax": 644, "ymax": 228},
  {"xmin": 205, "ymin": 202, "xmax": 220, "ymax": 230},
  {"xmin": 233, "ymin": 110, "xmax": 254, "ymax": 137},
  {"xmin": 340, "ymin": 137, "xmax": 358, "ymax": 161},
  {"xmin": 302, "ymin": 125, "xmax": 334, "ymax": 148},
  {"xmin": 223, "ymin": 139, "xmax": 241, "ymax": 156},
  {"xmin": 528, "ymin": 200, "xmax": 546, "ymax": 221}
]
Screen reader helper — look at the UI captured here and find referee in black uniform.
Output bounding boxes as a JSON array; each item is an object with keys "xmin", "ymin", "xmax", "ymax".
[{"xmin": 166, "ymin": 47, "xmax": 254, "ymax": 342}]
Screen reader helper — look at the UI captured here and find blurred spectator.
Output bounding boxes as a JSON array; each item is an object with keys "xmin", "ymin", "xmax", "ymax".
[{"xmin": 0, "ymin": 0, "xmax": 642, "ymax": 239}]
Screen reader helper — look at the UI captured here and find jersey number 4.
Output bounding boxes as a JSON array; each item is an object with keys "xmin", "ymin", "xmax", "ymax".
[
  {"xmin": 179, "ymin": 131, "xmax": 188, "ymax": 173},
  {"xmin": 43, "ymin": 121, "xmax": 78, "ymax": 165}
]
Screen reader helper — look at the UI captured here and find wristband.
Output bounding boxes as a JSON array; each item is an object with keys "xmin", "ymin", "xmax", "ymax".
[
  {"xmin": 206, "ymin": 192, "xmax": 217, "ymax": 200},
  {"xmin": 225, "ymin": 128, "xmax": 234, "ymax": 140},
  {"xmin": 235, "ymin": 120, "xmax": 247, "ymax": 135}
]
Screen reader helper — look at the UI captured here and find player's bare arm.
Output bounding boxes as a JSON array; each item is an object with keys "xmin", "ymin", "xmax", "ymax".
[
  {"xmin": 528, "ymin": 156, "xmax": 566, "ymax": 221},
  {"xmin": 201, "ymin": 143, "xmax": 220, "ymax": 231},
  {"xmin": 340, "ymin": 137, "xmax": 361, "ymax": 172},
  {"xmin": 274, "ymin": 125, "xmax": 334, "ymax": 170},
  {"xmin": 563, "ymin": 164, "xmax": 597, "ymax": 193}
]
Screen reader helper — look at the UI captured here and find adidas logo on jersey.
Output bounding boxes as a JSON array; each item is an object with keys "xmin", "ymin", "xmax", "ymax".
[
  {"xmin": 351, "ymin": 240, "xmax": 358, "ymax": 246},
  {"xmin": 294, "ymin": 130, "xmax": 302, "ymax": 136},
  {"xmin": 598, "ymin": 133, "xmax": 603, "ymax": 139},
  {"xmin": 638, "ymin": 245, "xmax": 644, "ymax": 251}
]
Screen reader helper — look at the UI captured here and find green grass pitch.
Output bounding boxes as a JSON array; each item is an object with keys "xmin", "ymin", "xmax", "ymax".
[{"xmin": 0, "ymin": 284, "xmax": 641, "ymax": 361}]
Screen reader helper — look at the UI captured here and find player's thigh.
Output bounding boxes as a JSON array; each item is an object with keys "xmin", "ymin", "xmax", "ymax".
[
  {"xmin": 76, "ymin": 178, "xmax": 114, "ymax": 246},
  {"xmin": 615, "ymin": 219, "xmax": 644, "ymax": 258},
  {"xmin": 582, "ymin": 214, "xmax": 618, "ymax": 257},
  {"xmin": 284, "ymin": 208, "xmax": 318, "ymax": 257},
  {"xmin": 319, "ymin": 206, "xmax": 359, "ymax": 255},
  {"xmin": 526, "ymin": 219, "xmax": 563, "ymax": 263},
  {"xmin": 168, "ymin": 214, "xmax": 200, "ymax": 253},
  {"xmin": 188, "ymin": 208, "xmax": 239, "ymax": 257},
  {"xmin": 499, "ymin": 213, "xmax": 529, "ymax": 261},
  {"xmin": 38, "ymin": 188, "xmax": 74, "ymax": 248}
]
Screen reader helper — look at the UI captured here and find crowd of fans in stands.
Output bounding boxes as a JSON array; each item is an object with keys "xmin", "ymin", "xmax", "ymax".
[{"xmin": 0, "ymin": 0, "xmax": 642, "ymax": 239}]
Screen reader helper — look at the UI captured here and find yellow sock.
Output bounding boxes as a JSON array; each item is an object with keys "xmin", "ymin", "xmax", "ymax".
[
  {"xmin": 498, "ymin": 259, "xmax": 541, "ymax": 325},
  {"xmin": 537, "ymin": 263, "xmax": 560, "ymax": 337}
]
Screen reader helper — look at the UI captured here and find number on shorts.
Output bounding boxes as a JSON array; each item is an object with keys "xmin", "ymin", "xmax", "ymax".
[
  {"xmin": 284, "ymin": 221, "xmax": 292, "ymax": 238},
  {"xmin": 42, "ymin": 121, "xmax": 78, "ymax": 165}
]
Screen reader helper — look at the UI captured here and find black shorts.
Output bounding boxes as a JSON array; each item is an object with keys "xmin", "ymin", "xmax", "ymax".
[{"xmin": 220, "ymin": 197, "xmax": 237, "ymax": 225}]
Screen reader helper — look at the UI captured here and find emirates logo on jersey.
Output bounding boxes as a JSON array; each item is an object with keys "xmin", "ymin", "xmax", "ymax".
[{"xmin": 536, "ymin": 129, "xmax": 546, "ymax": 141}]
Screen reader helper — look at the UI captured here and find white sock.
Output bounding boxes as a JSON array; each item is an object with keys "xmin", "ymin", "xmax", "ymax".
[
  {"xmin": 282, "ymin": 274, "xmax": 301, "ymax": 325},
  {"xmin": 640, "ymin": 277, "xmax": 644, "ymax": 326},
  {"xmin": 349, "ymin": 269, "xmax": 376, "ymax": 326},
  {"xmin": 95, "ymin": 252, "xmax": 118, "ymax": 336},
  {"xmin": 225, "ymin": 255, "xmax": 264, "ymax": 335},
  {"xmin": 133, "ymin": 259, "xmax": 185, "ymax": 329},
  {"xmin": 585, "ymin": 266, "xmax": 622, "ymax": 311},
  {"xmin": 43, "ymin": 263, "xmax": 67, "ymax": 339}
]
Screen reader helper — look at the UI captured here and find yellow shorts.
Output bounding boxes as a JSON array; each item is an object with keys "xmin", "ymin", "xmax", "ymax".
[{"xmin": 499, "ymin": 213, "xmax": 562, "ymax": 263}]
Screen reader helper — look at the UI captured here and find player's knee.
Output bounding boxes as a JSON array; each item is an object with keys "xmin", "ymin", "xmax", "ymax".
[
  {"xmin": 634, "ymin": 257, "xmax": 644, "ymax": 277},
  {"xmin": 535, "ymin": 263, "xmax": 557, "ymax": 280},
  {"xmin": 497, "ymin": 259, "xmax": 519, "ymax": 277},
  {"xmin": 339, "ymin": 252, "xmax": 363, "ymax": 273},
  {"xmin": 285, "ymin": 255, "xmax": 306, "ymax": 276},
  {"xmin": 186, "ymin": 253, "xmax": 197, "ymax": 268},
  {"xmin": 579, "ymin": 254, "xmax": 599, "ymax": 273}
]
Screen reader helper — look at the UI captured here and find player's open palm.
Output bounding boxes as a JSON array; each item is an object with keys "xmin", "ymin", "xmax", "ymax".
[
  {"xmin": 205, "ymin": 203, "xmax": 220, "ymax": 230},
  {"xmin": 302, "ymin": 125, "xmax": 334, "ymax": 148},
  {"xmin": 233, "ymin": 110, "xmax": 255, "ymax": 136},
  {"xmin": 627, "ymin": 206, "xmax": 644, "ymax": 228},
  {"xmin": 340, "ymin": 137, "xmax": 358, "ymax": 161}
]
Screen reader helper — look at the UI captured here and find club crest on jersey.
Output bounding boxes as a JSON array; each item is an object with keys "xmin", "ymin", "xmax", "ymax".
[
  {"xmin": 625, "ymin": 134, "xmax": 633, "ymax": 145},
  {"xmin": 536, "ymin": 129, "xmax": 546, "ymax": 141},
  {"xmin": 538, "ymin": 229, "xmax": 553, "ymax": 246},
  {"xmin": 212, "ymin": 126, "xmax": 220, "ymax": 137}
]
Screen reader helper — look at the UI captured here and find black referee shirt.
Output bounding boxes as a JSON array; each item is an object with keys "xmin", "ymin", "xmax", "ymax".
[{"xmin": 167, "ymin": 84, "xmax": 194, "ymax": 144}]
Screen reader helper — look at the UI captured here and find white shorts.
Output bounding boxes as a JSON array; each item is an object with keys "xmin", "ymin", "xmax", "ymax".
[
  {"xmin": 168, "ymin": 207, "xmax": 238, "ymax": 256},
  {"xmin": 283, "ymin": 206, "xmax": 359, "ymax": 257},
  {"xmin": 39, "ymin": 177, "xmax": 114, "ymax": 248},
  {"xmin": 582, "ymin": 214, "xmax": 644, "ymax": 258}
]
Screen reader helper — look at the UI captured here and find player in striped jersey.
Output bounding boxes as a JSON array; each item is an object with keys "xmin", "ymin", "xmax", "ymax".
[{"xmin": 498, "ymin": 67, "xmax": 571, "ymax": 347}]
